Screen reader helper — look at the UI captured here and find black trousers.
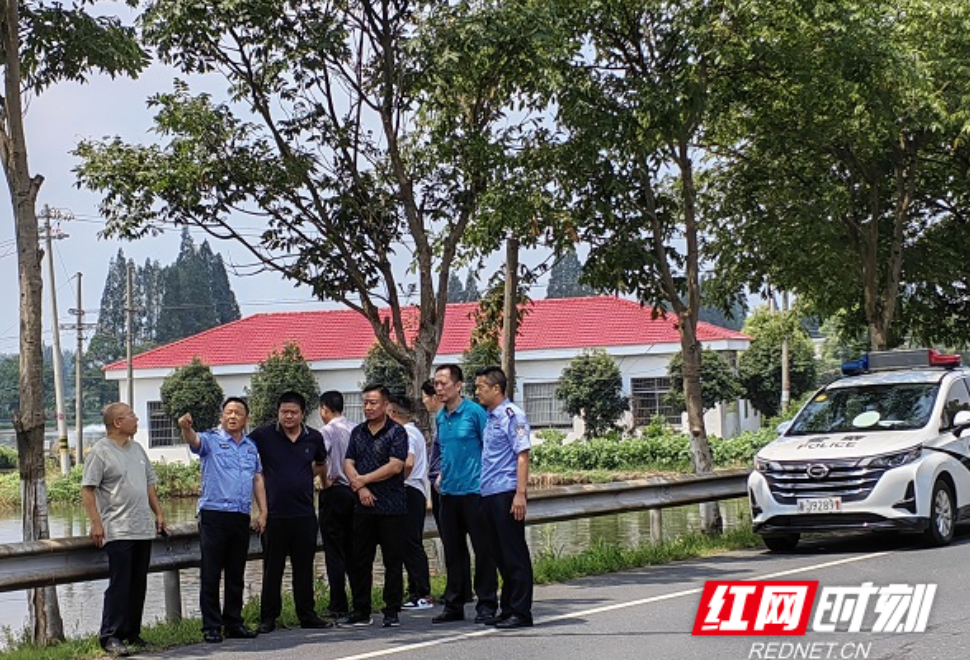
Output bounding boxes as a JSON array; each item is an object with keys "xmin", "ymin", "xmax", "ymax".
[
  {"xmin": 482, "ymin": 491, "xmax": 534, "ymax": 619},
  {"xmin": 199, "ymin": 509, "xmax": 251, "ymax": 632},
  {"xmin": 430, "ymin": 485, "xmax": 471, "ymax": 601},
  {"xmin": 260, "ymin": 514, "xmax": 319, "ymax": 623},
  {"xmin": 439, "ymin": 493, "xmax": 498, "ymax": 615},
  {"xmin": 318, "ymin": 484, "xmax": 354, "ymax": 613},
  {"xmin": 403, "ymin": 486, "xmax": 431, "ymax": 599},
  {"xmin": 100, "ymin": 538, "xmax": 152, "ymax": 646},
  {"xmin": 349, "ymin": 512, "xmax": 406, "ymax": 616}
]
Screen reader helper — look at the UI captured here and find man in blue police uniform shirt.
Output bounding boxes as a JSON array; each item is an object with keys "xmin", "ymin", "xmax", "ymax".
[
  {"xmin": 179, "ymin": 398, "xmax": 268, "ymax": 644},
  {"xmin": 431, "ymin": 364, "xmax": 499, "ymax": 624},
  {"xmin": 474, "ymin": 366, "xmax": 534, "ymax": 629}
]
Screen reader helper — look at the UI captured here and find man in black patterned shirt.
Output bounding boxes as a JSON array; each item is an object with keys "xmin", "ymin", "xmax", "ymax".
[{"xmin": 339, "ymin": 383, "xmax": 409, "ymax": 628}]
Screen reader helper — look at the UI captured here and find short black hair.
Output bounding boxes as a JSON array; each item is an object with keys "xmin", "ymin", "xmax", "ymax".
[
  {"xmin": 476, "ymin": 366, "xmax": 507, "ymax": 395},
  {"xmin": 362, "ymin": 383, "xmax": 391, "ymax": 400},
  {"xmin": 435, "ymin": 363, "xmax": 463, "ymax": 384},
  {"xmin": 389, "ymin": 395, "xmax": 413, "ymax": 417},
  {"xmin": 277, "ymin": 390, "xmax": 306, "ymax": 412},
  {"xmin": 319, "ymin": 390, "xmax": 344, "ymax": 413},
  {"xmin": 420, "ymin": 380, "xmax": 436, "ymax": 397},
  {"xmin": 223, "ymin": 396, "xmax": 249, "ymax": 414}
]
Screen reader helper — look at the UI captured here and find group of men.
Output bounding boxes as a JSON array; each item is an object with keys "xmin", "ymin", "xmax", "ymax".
[{"xmin": 81, "ymin": 363, "xmax": 534, "ymax": 657}]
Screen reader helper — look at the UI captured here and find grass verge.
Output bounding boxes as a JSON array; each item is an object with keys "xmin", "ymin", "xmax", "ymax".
[{"xmin": 1, "ymin": 527, "xmax": 762, "ymax": 660}]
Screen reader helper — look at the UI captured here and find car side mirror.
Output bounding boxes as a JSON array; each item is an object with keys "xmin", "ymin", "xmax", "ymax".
[
  {"xmin": 776, "ymin": 420, "xmax": 793, "ymax": 435},
  {"xmin": 953, "ymin": 410, "xmax": 970, "ymax": 438}
]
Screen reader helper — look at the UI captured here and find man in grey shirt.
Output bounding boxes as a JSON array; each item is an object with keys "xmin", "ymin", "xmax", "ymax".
[
  {"xmin": 317, "ymin": 390, "xmax": 356, "ymax": 616},
  {"xmin": 82, "ymin": 402, "xmax": 166, "ymax": 657}
]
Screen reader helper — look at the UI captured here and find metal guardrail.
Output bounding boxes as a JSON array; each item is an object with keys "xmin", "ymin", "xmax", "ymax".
[{"xmin": 0, "ymin": 469, "xmax": 750, "ymax": 617}]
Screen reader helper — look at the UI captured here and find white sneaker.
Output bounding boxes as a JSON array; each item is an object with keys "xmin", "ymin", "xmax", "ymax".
[{"xmin": 403, "ymin": 597, "xmax": 435, "ymax": 610}]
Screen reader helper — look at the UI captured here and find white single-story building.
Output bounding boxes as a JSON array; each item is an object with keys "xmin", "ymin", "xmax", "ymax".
[{"xmin": 105, "ymin": 296, "xmax": 757, "ymax": 462}]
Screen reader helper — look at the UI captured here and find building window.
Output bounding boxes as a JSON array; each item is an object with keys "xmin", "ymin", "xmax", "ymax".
[
  {"xmin": 342, "ymin": 391, "xmax": 364, "ymax": 425},
  {"xmin": 631, "ymin": 377, "xmax": 680, "ymax": 426},
  {"xmin": 523, "ymin": 382, "xmax": 572, "ymax": 428},
  {"xmin": 148, "ymin": 400, "xmax": 181, "ymax": 448}
]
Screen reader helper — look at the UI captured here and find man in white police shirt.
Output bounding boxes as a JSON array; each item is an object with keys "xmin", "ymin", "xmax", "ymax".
[{"xmin": 473, "ymin": 366, "xmax": 534, "ymax": 629}]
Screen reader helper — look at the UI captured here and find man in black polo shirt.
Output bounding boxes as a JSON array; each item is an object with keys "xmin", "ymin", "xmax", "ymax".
[
  {"xmin": 339, "ymin": 383, "xmax": 408, "ymax": 628},
  {"xmin": 249, "ymin": 391, "xmax": 331, "ymax": 633}
]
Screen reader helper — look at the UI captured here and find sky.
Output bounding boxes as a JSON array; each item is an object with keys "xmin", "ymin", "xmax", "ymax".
[{"xmin": 0, "ymin": 60, "xmax": 542, "ymax": 356}]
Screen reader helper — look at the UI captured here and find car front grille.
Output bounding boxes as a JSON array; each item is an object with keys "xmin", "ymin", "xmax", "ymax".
[{"xmin": 763, "ymin": 460, "xmax": 888, "ymax": 504}]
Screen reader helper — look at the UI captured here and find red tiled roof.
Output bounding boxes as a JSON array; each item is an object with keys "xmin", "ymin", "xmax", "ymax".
[{"xmin": 106, "ymin": 296, "xmax": 748, "ymax": 371}]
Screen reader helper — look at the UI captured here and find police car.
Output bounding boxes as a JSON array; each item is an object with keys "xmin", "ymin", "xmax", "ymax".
[{"xmin": 748, "ymin": 349, "xmax": 970, "ymax": 551}]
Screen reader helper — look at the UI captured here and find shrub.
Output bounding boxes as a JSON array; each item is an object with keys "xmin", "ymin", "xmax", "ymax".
[
  {"xmin": 556, "ymin": 349, "xmax": 629, "ymax": 440},
  {"xmin": 160, "ymin": 357, "xmax": 225, "ymax": 432},
  {"xmin": 0, "ymin": 446, "xmax": 17, "ymax": 469}
]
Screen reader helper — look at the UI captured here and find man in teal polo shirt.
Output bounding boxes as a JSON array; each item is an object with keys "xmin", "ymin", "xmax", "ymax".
[{"xmin": 430, "ymin": 364, "xmax": 498, "ymax": 624}]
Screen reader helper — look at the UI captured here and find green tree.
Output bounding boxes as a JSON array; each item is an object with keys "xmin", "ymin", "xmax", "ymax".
[
  {"xmin": 157, "ymin": 230, "xmax": 218, "ymax": 343},
  {"xmin": 75, "ymin": 0, "xmax": 548, "ymax": 432},
  {"xmin": 462, "ymin": 271, "xmax": 481, "ymax": 303},
  {"xmin": 206, "ymin": 248, "xmax": 241, "ymax": 326},
  {"xmin": 527, "ymin": 0, "xmax": 731, "ymax": 531},
  {"xmin": 739, "ymin": 307, "xmax": 819, "ymax": 418},
  {"xmin": 361, "ymin": 343, "xmax": 409, "ymax": 401},
  {"xmin": 160, "ymin": 357, "xmax": 224, "ymax": 432},
  {"xmin": 447, "ymin": 273, "xmax": 466, "ymax": 304},
  {"xmin": 547, "ymin": 250, "xmax": 593, "ymax": 299},
  {"xmin": 1, "ymin": 0, "xmax": 148, "ymax": 643},
  {"xmin": 709, "ymin": 0, "xmax": 970, "ymax": 351},
  {"xmin": 666, "ymin": 350, "xmax": 744, "ymax": 414},
  {"xmin": 555, "ymin": 349, "xmax": 628, "ymax": 440},
  {"xmin": 246, "ymin": 342, "xmax": 319, "ymax": 426}
]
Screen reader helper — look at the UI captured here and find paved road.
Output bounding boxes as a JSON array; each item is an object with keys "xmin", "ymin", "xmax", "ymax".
[{"xmin": 148, "ymin": 530, "xmax": 970, "ymax": 660}]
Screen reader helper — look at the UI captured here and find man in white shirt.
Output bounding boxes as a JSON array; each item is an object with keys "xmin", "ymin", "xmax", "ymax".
[{"xmin": 388, "ymin": 396, "xmax": 434, "ymax": 610}]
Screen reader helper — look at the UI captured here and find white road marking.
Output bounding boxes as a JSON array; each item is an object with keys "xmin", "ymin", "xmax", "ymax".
[{"xmin": 328, "ymin": 549, "xmax": 900, "ymax": 660}]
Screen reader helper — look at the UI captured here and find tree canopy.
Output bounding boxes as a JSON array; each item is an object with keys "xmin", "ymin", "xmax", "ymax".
[
  {"xmin": 159, "ymin": 357, "xmax": 224, "ymax": 431},
  {"xmin": 708, "ymin": 0, "xmax": 970, "ymax": 350},
  {"xmin": 666, "ymin": 350, "xmax": 744, "ymax": 414},
  {"xmin": 547, "ymin": 251, "xmax": 594, "ymax": 299},
  {"xmin": 556, "ymin": 349, "xmax": 628, "ymax": 440},
  {"xmin": 74, "ymin": 0, "xmax": 551, "ymax": 413}
]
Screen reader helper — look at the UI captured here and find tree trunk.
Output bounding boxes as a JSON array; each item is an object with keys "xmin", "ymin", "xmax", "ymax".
[
  {"xmin": 679, "ymin": 319, "xmax": 723, "ymax": 535},
  {"xmin": 2, "ymin": 0, "xmax": 64, "ymax": 644}
]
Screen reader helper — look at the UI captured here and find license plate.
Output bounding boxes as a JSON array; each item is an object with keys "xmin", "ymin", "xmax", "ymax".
[{"xmin": 797, "ymin": 497, "xmax": 842, "ymax": 513}]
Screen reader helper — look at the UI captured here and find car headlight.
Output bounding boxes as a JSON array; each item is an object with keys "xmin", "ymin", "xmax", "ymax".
[
  {"xmin": 863, "ymin": 446, "xmax": 922, "ymax": 469},
  {"xmin": 754, "ymin": 458, "xmax": 776, "ymax": 473}
]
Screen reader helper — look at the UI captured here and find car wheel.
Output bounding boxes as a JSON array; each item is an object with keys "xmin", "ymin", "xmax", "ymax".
[
  {"xmin": 923, "ymin": 480, "xmax": 955, "ymax": 547},
  {"xmin": 762, "ymin": 533, "xmax": 800, "ymax": 552}
]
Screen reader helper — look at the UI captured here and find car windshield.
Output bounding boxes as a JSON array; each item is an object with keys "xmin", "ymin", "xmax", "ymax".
[{"xmin": 787, "ymin": 383, "xmax": 940, "ymax": 435}]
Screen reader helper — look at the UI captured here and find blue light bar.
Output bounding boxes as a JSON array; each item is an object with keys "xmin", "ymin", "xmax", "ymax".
[{"xmin": 841, "ymin": 355, "xmax": 869, "ymax": 376}]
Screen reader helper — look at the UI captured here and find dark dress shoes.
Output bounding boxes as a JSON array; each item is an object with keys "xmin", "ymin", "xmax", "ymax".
[
  {"xmin": 474, "ymin": 610, "xmax": 498, "ymax": 624},
  {"xmin": 224, "ymin": 625, "xmax": 258, "ymax": 639},
  {"xmin": 431, "ymin": 609, "xmax": 465, "ymax": 623},
  {"xmin": 257, "ymin": 620, "xmax": 276, "ymax": 634},
  {"xmin": 126, "ymin": 636, "xmax": 148, "ymax": 648},
  {"xmin": 300, "ymin": 616, "xmax": 334, "ymax": 629},
  {"xmin": 483, "ymin": 613, "xmax": 511, "ymax": 626},
  {"xmin": 102, "ymin": 638, "xmax": 130, "ymax": 657},
  {"xmin": 203, "ymin": 629, "xmax": 224, "ymax": 643},
  {"xmin": 495, "ymin": 614, "xmax": 533, "ymax": 629}
]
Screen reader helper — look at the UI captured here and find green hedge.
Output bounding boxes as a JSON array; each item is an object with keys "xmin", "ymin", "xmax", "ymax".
[{"xmin": 532, "ymin": 425, "xmax": 777, "ymax": 472}]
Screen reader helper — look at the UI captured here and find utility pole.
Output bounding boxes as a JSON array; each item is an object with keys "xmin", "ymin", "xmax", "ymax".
[
  {"xmin": 40, "ymin": 206, "xmax": 72, "ymax": 474},
  {"xmin": 126, "ymin": 261, "xmax": 135, "ymax": 407},
  {"xmin": 501, "ymin": 236, "xmax": 519, "ymax": 401},
  {"xmin": 66, "ymin": 273, "xmax": 95, "ymax": 465}
]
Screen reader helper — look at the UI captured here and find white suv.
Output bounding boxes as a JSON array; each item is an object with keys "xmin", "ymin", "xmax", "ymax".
[{"xmin": 748, "ymin": 349, "xmax": 970, "ymax": 551}]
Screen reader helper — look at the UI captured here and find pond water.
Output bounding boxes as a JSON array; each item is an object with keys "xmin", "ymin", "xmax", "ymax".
[{"xmin": 0, "ymin": 497, "xmax": 750, "ymax": 641}]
